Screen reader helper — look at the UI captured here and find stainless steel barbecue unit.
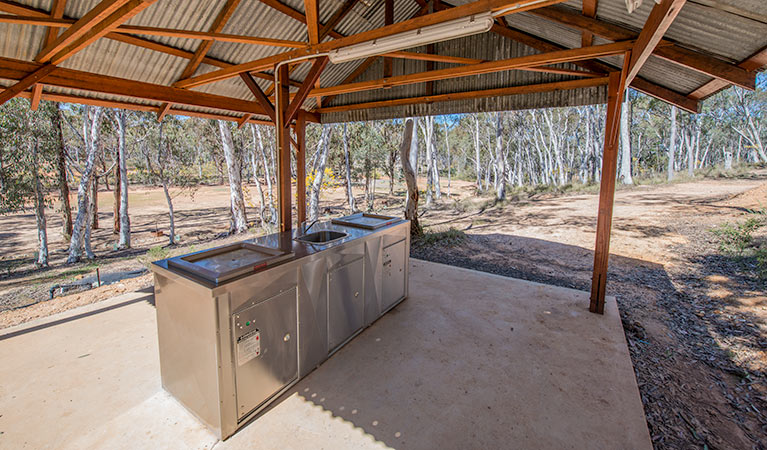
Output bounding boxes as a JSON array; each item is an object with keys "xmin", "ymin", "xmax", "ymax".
[{"xmin": 150, "ymin": 215, "xmax": 409, "ymax": 439}]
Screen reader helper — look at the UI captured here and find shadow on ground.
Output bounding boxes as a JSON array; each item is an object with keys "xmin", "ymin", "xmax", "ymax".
[{"xmin": 411, "ymin": 233, "xmax": 766, "ymax": 449}]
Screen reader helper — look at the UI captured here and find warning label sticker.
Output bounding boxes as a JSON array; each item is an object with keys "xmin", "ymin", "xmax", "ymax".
[{"xmin": 237, "ymin": 330, "xmax": 261, "ymax": 366}]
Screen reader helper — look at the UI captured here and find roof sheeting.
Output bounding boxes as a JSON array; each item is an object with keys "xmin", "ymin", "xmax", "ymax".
[{"xmin": 0, "ymin": 0, "xmax": 765, "ymax": 123}]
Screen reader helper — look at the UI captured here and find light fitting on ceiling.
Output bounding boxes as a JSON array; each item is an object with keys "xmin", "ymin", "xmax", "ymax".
[{"xmin": 328, "ymin": 12, "xmax": 494, "ymax": 64}]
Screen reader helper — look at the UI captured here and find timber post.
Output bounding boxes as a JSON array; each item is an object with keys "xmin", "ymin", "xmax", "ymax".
[{"xmin": 589, "ymin": 62, "xmax": 629, "ymax": 314}]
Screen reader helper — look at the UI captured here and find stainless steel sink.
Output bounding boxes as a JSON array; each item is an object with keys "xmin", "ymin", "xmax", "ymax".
[{"xmin": 295, "ymin": 230, "xmax": 347, "ymax": 244}]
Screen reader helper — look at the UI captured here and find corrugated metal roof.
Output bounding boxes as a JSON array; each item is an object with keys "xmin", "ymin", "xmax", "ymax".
[{"xmin": 0, "ymin": 0, "xmax": 764, "ymax": 122}]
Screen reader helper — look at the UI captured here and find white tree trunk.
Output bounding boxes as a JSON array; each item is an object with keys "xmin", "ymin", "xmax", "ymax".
[
  {"xmin": 400, "ymin": 119, "xmax": 421, "ymax": 236},
  {"xmin": 32, "ymin": 140, "xmax": 48, "ymax": 267},
  {"xmin": 474, "ymin": 117, "xmax": 482, "ymax": 192},
  {"xmin": 309, "ymin": 125, "xmax": 332, "ymax": 220},
  {"xmin": 343, "ymin": 123, "xmax": 356, "ymax": 212},
  {"xmin": 619, "ymin": 93, "xmax": 633, "ymax": 185},
  {"xmin": 495, "ymin": 112, "xmax": 506, "ymax": 200},
  {"xmin": 668, "ymin": 106, "xmax": 677, "ymax": 181},
  {"xmin": 117, "ymin": 110, "xmax": 131, "ymax": 249},
  {"xmin": 67, "ymin": 106, "xmax": 103, "ymax": 264},
  {"xmin": 218, "ymin": 121, "xmax": 248, "ymax": 234},
  {"xmin": 162, "ymin": 181, "xmax": 176, "ymax": 245}
]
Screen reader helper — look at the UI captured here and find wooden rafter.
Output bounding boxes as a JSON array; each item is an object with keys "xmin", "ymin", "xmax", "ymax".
[
  {"xmin": 320, "ymin": 56, "xmax": 379, "ymax": 107},
  {"xmin": 319, "ymin": 0, "xmax": 358, "ymax": 41},
  {"xmin": 308, "ymin": 41, "xmax": 632, "ymax": 98},
  {"xmin": 0, "ymin": 15, "xmax": 310, "ymax": 48},
  {"xmin": 37, "ymin": 0, "xmax": 157, "ymax": 65},
  {"xmin": 382, "ymin": 50, "xmax": 602, "ymax": 77},
  {"xmin": 36, "ymin": 0, "xmax": 132, "ymax": 61},
  {"xmin": 156, "ymin": 102, "xmax": 171, "ymax": 121},
  {"xmin": 240, "ymin": 72, "xmax": 276, "ymax": 122},
  {"xmin": 530, "ymin": 4, "xmax": 754, "ymax": 90},
  {"xmin": 285, "ymin": 56, "xmax": 328, "ymax": 123},
  {"xmin": 625, "ymin": 0, "xmax": 686, "ymax": 84},
  {"xmin": 384, "ymin": 0, "xmax": 394, "ymax": 78},
  {"xmin": 303, "ymin": 0, "xmax": 319, "ymax": 45},
  {"xmin": 316, "ymin": 77, "xmax": 608, "ymax": 113},
  {"xmin": 182, "ymin": 0, "xmax": 241, "ymax": 80},
  {"xmin": 0, "ymin": 63, "xmax": 57, "ymax": 105},
  {"xmin": 690, "ymin": 46, "xmax": 767, "ymax": 100},
  {"xmin": 237, "ymin": 114, "xmax": 252, "ymax": 128},
  {"xmin": 0, "ymin": 56, "xmax": 267, "ymax": 116},
  {"xmin": 30, "ymin": 0, "xmax": 66, "ymax": 110},
  {"xmin": 175, "ymin": 0, "xmax": 570, "ymax": 89},
  {"xmin": 259, "ymin": 0, "xmax": 343, "ymax": 40},
  {"xmin": 581, "ymin": 0, "xmax": 596, "ymax": 47},
  {"xmin": 10, "ymin": 88, "xmax": 276, "ymax": 125},
  {"xmin": 159, "ymin": 0, "xmax": 241, "ymax": 119},
  {"xmin": 491, "ymin": 21, "xmax": 698, "ymax": 113},
  {"xmin": 0, "ymin": 0, "xmax": 47, "ymax": 16}
]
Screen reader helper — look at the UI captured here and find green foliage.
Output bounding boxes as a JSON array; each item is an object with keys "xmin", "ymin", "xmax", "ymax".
[
  {"xmin": 712, "ymin": 217, "xmax": 763, "ymax": 256},
  {"xmin": 415, "ymin": 227, "xmax": 467, "ymax": 248},
  {"xmin": 712, "ymin": 214, "xmax": 767, "ymax": 280},
  {"xmin": 0, "ymin": 99, "xmax": 59, "ymax": 214}
]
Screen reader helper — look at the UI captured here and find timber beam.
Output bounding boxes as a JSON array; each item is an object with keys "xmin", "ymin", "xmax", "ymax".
[
  {"xmin": 626, "ymin": 0, "xmax": 686, "ymax": 84},
  {"xmin": 309, "ymin": 41, "xmax": 631, "ymax": 98},
  {"xmin": 37, "ymin": 0, "xmax": 157, "ymax": 65},
  {"xmin": 240, "ymin": 72, "xmax": 276, "ymax": 122},
  {"xmin": 0, "ymin": 56, "xmax": 268, "ymax": 116},
  {"xmin": 590, "ymin": 63, "xmax": 629, "ymax": 314},
  {"xmin": 690, "ymin": 45, "xmax": 767, "ymax": 100},
  {"xmin": 175, "ymin": 0, "xmax": 570, "ymax": 89},
  {"xmin": 285, "ymin": 56, "xmax": 328, "ymax": 123},
  {"xmin": 316, "ymin": 77, "xmax": 609, "ymax": 113},
  {"xmin": 0, "ymin": 63, "xmax": 56, "ymax": 105},
  {"xmin": 491, "ymin": 21, "xmax": 698, "ymax": 113},
  {"xmin": 530, "ymin": 4, "xmax": 754, "ymax": 90}
]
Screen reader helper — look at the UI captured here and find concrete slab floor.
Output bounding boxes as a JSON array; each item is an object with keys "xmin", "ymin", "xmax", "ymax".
[{"xmin": 0, "ymin": 260, "xmax": 651, "ymax": 450}]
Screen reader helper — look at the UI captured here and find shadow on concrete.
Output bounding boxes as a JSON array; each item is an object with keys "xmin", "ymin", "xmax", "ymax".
[
  {"xmin": 0, "ymin": 286, "xmax": 155, "ymax": 341},
  {"xmin": 410, "ymin": 232, "xmax": 767, "ymax": 449}
]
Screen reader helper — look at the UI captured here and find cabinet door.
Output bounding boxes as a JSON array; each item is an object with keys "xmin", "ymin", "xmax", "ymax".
[
  {"xmin": 382, "ymin": 239, "xmax": 406, "ymax": 311},
  {"xmin": 328, "ymin": 258, "xmax": 364, "ymax": 352},
  {"xmin": 232, "ymin": 287, "xmax": 297, "ymax": 419}
]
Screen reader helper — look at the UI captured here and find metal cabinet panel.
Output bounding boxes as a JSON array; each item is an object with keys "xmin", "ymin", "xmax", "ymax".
[
  {"xmin": 328, "ymin": 258, "xmax": 364, "ymax": 352},
  {"xmin": 382, "ymin": 239, "xmax": 406, "ymax": 311},
  {"xmin": 232, "ymin": 287, "xmax": 298, "ymax": 419}
]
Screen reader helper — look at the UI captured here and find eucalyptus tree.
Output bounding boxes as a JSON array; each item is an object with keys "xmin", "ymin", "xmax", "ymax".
[
  {"xmin": 138, "ymin": 115, "xmax": 198, "ymax": 245},
  {"xmin": 66, "ymin": 105, "xmax": 105, "ymax": 263},
  {"xmin": 218, "ymin": 120, "xmax": 248, "ymax": 234},
  {"xmin": 0, "ymin": 99, "xmax": 59, "ymax": 266}
]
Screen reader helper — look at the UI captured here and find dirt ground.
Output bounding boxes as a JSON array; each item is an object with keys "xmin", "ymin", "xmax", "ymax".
[{"xmin": 1, "ymin": 171, "xmax": 766, "ymax": 448}]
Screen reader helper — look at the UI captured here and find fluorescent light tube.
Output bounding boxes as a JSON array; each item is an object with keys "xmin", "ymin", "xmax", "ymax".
[{"xmin": 328, "ymin": 12, "xmax": 494, "ymax": 64}]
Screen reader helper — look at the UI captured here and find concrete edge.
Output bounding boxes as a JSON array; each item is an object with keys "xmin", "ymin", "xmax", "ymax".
[{"xmin": 0, "ymin": 287, "xmax": 154, "ymax": 339}]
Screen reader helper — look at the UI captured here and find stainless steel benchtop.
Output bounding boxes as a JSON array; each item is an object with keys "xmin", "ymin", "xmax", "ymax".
[{"xmin": 152, "ymin": 218, "xmax": 406, "ymax": 289}]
